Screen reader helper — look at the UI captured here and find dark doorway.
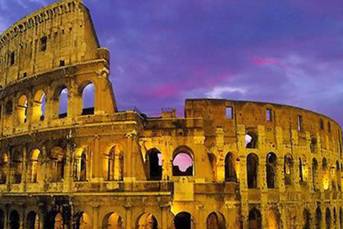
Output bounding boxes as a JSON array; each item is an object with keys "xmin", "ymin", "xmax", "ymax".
[
  {"xmin": 174, "ymin": 212, "xmax": 191, "ymax": 229},
  {"xmin": 146, "ymin": 149, "xmax": 162, "ymax": 180}
]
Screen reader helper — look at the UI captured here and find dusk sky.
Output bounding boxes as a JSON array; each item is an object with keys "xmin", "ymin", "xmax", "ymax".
[{"xmin": 1, "ymin": 0, "xmax": 343, "ymax": 125}]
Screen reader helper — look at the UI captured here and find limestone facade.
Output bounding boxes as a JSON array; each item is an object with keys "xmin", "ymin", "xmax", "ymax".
[{"xmin": 0, "ymin": 0, "xmax": 342, "ymax": 229}]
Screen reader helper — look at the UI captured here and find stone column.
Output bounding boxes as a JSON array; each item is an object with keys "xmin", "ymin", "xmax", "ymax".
[
  {"xmin": 124, "ymin": 203, "xmax": 132, "ymax": 229},
  {"xmin": 19, "ymin": 205, "xmax": 25, "ymax": 229},
  {"xmin": 160, "ymin": 204, "xmax": 169, "ymax": 229},
  {"xmin": 195, "ymin": 204, "xmax": 204, "ymax": 229},
  {"xmin": 63, "ymin": 143, "xmax": 73, "ymax": 192},
  {"xmin": 91, "ymin": 203, "xmax": 100, "ymax": 229},
  {"xmin": 21, "ymin": 146, "xmax": 27, "ymax": 192}
]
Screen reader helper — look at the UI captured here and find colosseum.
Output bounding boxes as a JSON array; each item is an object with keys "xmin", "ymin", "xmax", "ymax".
[{"xmin": 0, "ymin": 0, "xmax": 342, "ymax": 229}]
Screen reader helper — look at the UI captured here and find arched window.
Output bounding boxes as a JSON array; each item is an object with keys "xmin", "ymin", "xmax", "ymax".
[
  {"xmin": 106, "ymin": 146, "xmax": 123, "ymax": 181},
  {"xmin": 339, "ymin": 208, "xmax": 343, "ymax": 229},
  {"xmin": 32, "ymin": 90, "xmax": 46, "ymax": 122},
  {"xmin": 225, "ymin": 153, "xmax": 237, "ymax": 182},
  {"xmin": 137, "ymin": 213, "xmax": 158, "ymax": 229},
  {"xmin": 336, "ymin": 161, "xmax": 340, "ymax": 191},
  {"xmin": 247, "ymin": 153, "xmax": 258, "ymax": 189},
  {"xmin": 310, "ymin": 136, "xmax": 317, "ymax": 153},
  {"xmin": 102, "ymin": 212, "xmax": 123, "ymax": 229},
  {"xmin": 248, "ymin": 208, "xmax": 262, "ymax": 229},
  {"xmin": 316, "ymin": 207, "xmax": 322, "ymax": 229},
  {"xmin": 17, "ymin": 95, "xmax": 28, "ymax": 124},
  {"xmin": 75, "ymin": 212, "xmax": 92, "ymax": 229},
  {"xmin": 50, "ymin": 147, "xmax": 65, "ymax": 182},
  {"xmin": 172, "ymin": 148, "xmax": 194, "ymax": 176},
  {"xmin": 284, "ymin": 155, "xmax": 294, "ymax": 186},
  {"xmin": 74, "ymin": 149, "xmax": 87, "ymax": 181},
  {"xmin": 174, "ymin": 212, "xmax": 192, "ymax": 229},
  {"xmin": 26, "ymin": 211, "xmax": 40, "ymax": 229},
  {"xmin": 312, "ymin": 158, "xmax": 319, "ymax": 191},
  {"xmin": 30, "ymin": 149, "xmax": 41, "ymax": 183},
  {"xmin": 58, "ymin": 87, "xmax": 68, "ymax": 118},
  {"xmin": 299, "ymin": 157, "xmax": 306, "ymax": 184},
  {"xmin": 206, "ymin": 211, "xmax": 226, "ymax": 229},
  {"xmin": 5, "ymin": 100, "xmax": 13, "ymax": 115},
  {"xmin": 11, "ymin": 150, "xmax": 22, "ymax": 184},
  {"xmin": 10, "ymin": 210, "xmax": 20, "ymax": 229},
  {"xmin": 303, "ymin": 209, "xmax": 311, "ymax": 229},
  {"xmin": 266, "ymin": 152, "xmax": 277, "ymax": 188},
  {"xmin": 54, "ymin": 213, "xmax": 63, "ymax": 229},
  {"xmin": 81, "ymin": 83, "xmax": 95, "ymax": 115},
  {"xmin": 322, "ymin": 158, "xmax": 329, "ymax": 190},
  {"xmin": 146, "ymin": 149, "xmax": 162, "ymax": 180},
  {"xmin": 326, "ymin": 208, "xmax": 331, "ymax": 229},
  {"xmin": 245, "ymin": 132, "xmax": 258, "ymax": 148},
  {"xmin": 0, "ymin": 152, "xmax": 8, "ymax": 184}
]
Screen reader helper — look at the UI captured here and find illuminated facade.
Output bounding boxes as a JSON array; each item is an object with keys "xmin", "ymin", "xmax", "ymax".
[{"xmin": 0, "ymin": 0, "xmax": 342, "ymax": 228}]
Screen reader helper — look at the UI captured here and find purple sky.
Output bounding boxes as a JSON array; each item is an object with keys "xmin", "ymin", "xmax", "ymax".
[{"xmin": 1, "ymin": 0, "xmax": 343, "ymax": 126}]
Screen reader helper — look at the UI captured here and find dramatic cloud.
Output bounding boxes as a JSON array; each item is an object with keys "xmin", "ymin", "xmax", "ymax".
[{"xmin": 1, "ymin": 0, "xmax": 343, "ymax": 125}]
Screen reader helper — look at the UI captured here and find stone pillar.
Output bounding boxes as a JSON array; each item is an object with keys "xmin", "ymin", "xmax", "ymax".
[
  {"xmin": 21, "ymin": 146, "xmax": 27, "ymax": 192},
  {"xmin": 19, "ymin": 205, "xmax": 25, "ymax": 229},
  {"xmin": 41, "ymin": 146, "xmax": 48, "ymax": 190},
  {"xmin": 63, "ymin": 143, "xmax": 73, "ymax": 192},
  {"xmin": 92, "ymin": 204, "xmax": 100, "ymax": 229},
  {"xmin": 124, "ymin": 130, "xmax": 137, "ymax": 182},
  {"xmin": 160, "ymin": 204, "xmax": 169, "ymax": 229},
  {"xmin": 124, "ymin": 203, "xmax": 132, "ymax": 229},
  {"xmin": 195, "ymin": 204, "xmax": 204, "ymax": 229},
  {"xmin": 162, "ymin": 136, "xmax": 172, "ymax": 180}
]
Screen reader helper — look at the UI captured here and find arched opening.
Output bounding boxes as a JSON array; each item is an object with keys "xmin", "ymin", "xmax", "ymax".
[
  {"xmin": 146, "ymin": 149, "xmax": 162, "ymax": 180},
  {"xmin": 0, "ymin": 209, "xmax": 4, "ymax": 229},
  {"xmin": 339, "ymin": 208, "xmax": 342, "ymax": 229},
  {"xmin": 5, "ymin": 100, "xmax": 13, "ymax": 115},
  {"xmin": 322, "ymin": 158, "xmax": 329, "ymax": 190},
  {"xmin": 266, "ymin": 152, "xmax": 277, "ymax": 188},
  {"xmin": 247, "ymin": 153, "xmax": 258, "ymax": 189},
  {"xmin": 312, "ymin": 158, "xmax": 319, "ymax": 191},
  {"xmin": 174, "ymin": 212, "xmax": 192, "ymax": 229},
  {"xmin": 74, "ymin": 149, "xmax": 87, "ymax": 181},
  {"xmin": 136, "ymin": 213, "xmax": 158, "ymax": 229},
  {"xmin": 102, "ymin": 212, "xmax": 124, "ymax": 229},
  {"xmin": 310, "ymin": 136, "xmax": 317, "ymax": 153},
  {"xmin": 206, "ymin": 211, "xmax": 226, "ymax": 229},
  {"xmin": 326, "ymin": 208, "xmax": 331, "ymax": 229},
  {"xmin": 75, "ymin": 212, "xmax": 92, "ymax": 229},
  {"xmin": 32, "ymin": 89, "xmax": 46, "ymax": 122},
  {"xmin": 9, "ymin": 210, "xmax": 20, "ymax": 229},
  {"xmin": 315, "ymin": 207, "xmax": 322, "ymax": 229},
  {"xmin": 225, "ymin": 152, "xmax": 237, "ymax": 182},
  {"xmin": 284, "ymin": 154, "xmax": 294, "ymax": 186},
  {"xmin": 50, "ymin": 147, "xmax": 65, "ymax": 182},
  {"xmin": 53, "ymin": 212, "xmax": 63, "ymax": 229},
  {"xmin": 30, "ymin": 149, "xmax": 41, "ymax": 183},
  {"xmin": 106, "ymin": 146, "xmax": 123, "ymax": 181},
  {"xmin": 27, "ymin": 211, "xmax": 40, "ymax": 229},
  {"xmin": 57, "ymin": 87, "xmax": 68, "ymax": 118},
  {"xmin": 172, "ymin": 148, "xmax": 194, "ymax": 176},
  {"xmin": 81, "ymin": 83, "xmax": 95, "ymax": 115},
  {"xmin": 248, "ymin": 208, "xmax": 262, "ymax": 229},
  {"xmin": 299, "ymin": 157, "xmax": 306, "ymax": 184},
  {"xmin": 303, "ymin": 209, "xmax": 311, "ymax": 229},
  {"xmin": 11, "ymin": 150, "xmax": 22, "ymax": 184},
  {"xmin": 266, "ymin": 208, "xmax": 279, "ymax": 229},
  {"xmin": 0, "ymin": 152, "xmax": 8, "ymax": 184},
  {"xmin": 336, "ymin": 161, "xmax": 341, "ymax": 191},
  {"xmin": 17, "ymin": 95, "xmax": 28, "ymax": 124},
  {"xmin": 245, "ymin": 132, "xmax": 258, "ymax": 148}
]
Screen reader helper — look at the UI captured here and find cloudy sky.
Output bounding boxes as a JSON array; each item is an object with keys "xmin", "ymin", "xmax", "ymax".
[{"xmin": 1, "ymin": 0, "xmax": 343, "ymax": 125}]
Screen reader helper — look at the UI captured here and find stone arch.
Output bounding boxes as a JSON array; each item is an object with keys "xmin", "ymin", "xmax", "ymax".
[
  {"xmin": 17, "ymin": 94, "xmax": 28, "ymax": 124},
  {"xmin": 247, "ymin": 153, "xmax": 258, "ymax": 189},
  {"xmin": 208, "ymin": 152, "xmax": 217, "ymax": 180},
  {"xmin": 206, "ymin": 211, "xmax": 226, "ymax": 229},
  {"xmin": 225, "ymin": 152, "xmax": 237, "ymax": 182},
  {"xmin": 102, "ymin": 212, "xmax": 124, "ymax": 229},
  {"xmin": 54, "ymin": 212, "xmax": 63, "ymax": 229},
  {"xmin": 26, "ymin": 211, "xmax": 40, "ymax": 229},
  {"xmin": 299, "ymin": 155, "xmax": 307, "ymax": 184},
  {"xmin": 315, "ymin": 207, "xmax": 322, "ymax": 229},
  {"xmin": 322, "ymin": 158, "xmax": 329, "ymax": 190},
  {"xmin": 174, "ymin": 212, "xmax": 192, "ymax": 229},
  {"xmin": 310, "ymin": 136, "xmax": 317, "ymax": 153},
  {"xmin": 54, "ymin": 85, "xmax": 68, "ymax": 118},
  {"xmin": 266, "ymin": 152, "xmax": 277, "ymax": 188},
  {"xmin": 11, "ymin": 149, "xmax": 23, "ymax": 184},
  {"xmin": 136, "ymin": 213, "xmax": 158, "ymax": 229},
  {"xmin": 326, "ymin": 208, "xmax": 331, "ymax": 229},
  {"xmin": 9, "ymin": 210, "xmax": 20, "ymax": 229},
  {"xmin": 79, "ymin": 81, "xmax": 95, "ymax": 115},
  {"xmin": 266, "ymin": 208, "xmax": 280, "ymax": 229},
  {"xmin": 172, "ymin": 146, "xmax": 194, "ymax": 176},
  {"xmin": 248, "ymin": 208, "xmax": 262, "ymax": 229},
  {"xmin": 245, "ymin": 131, "xmax": 258, "ymax": 148},
  {"xmin": 49, "ymin": 146, "xmax": 65, "ymax": 182},
  {"xmin": 105, "ymin": 145, "xmax": 123, "ymax": 181},
  {"xmin": 74, "ymin": 148, "xmax": 88, "ymax": 181},
  {"xmin": 284, "ymin": 154, "xmax": 294, "ymax": 186},
  {"xmin": 0, "ymin": 151, "xmax": 8, "ymax": 184},
  {"xmin": 146, "ymin": 148, "xmax": 162, "ymax": 180},
  {"xmin": 32, "ymin": 89, "xmax": 46, "ymax": 122},
  {"xmin": 312, "ymin": 158, "xmax": 319, "ymax": 191},
  {"xmin": 303, "ymin": 208, "xmax": 311, "ymax": 229},
  {"xmin": 29, "ymin": 149, "xmax": 41, "ymax": 183},
  {"xmin": 75, "ymin": 212, "xmax": 92, "ymax": 229}
]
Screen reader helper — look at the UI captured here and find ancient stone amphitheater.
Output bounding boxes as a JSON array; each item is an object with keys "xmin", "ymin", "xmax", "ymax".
[{"xmin": 0, "ymin": 0, "xmax": 342, "ymax": 229}]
